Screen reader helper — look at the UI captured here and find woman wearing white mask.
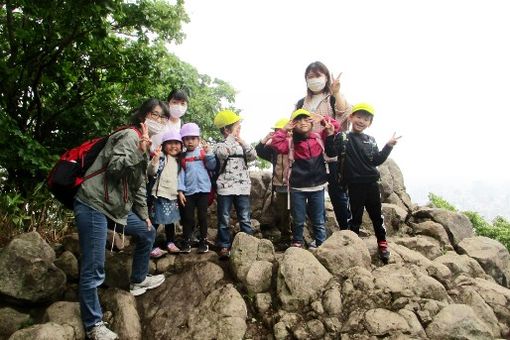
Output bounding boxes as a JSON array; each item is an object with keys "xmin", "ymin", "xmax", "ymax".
[
  {"xmin": 294, "ymin": 61, "xmax": 352, "ymax": 234},
  {"xmin": 151, "ymin": 89, "xmax": 189, "ymax": 150}
]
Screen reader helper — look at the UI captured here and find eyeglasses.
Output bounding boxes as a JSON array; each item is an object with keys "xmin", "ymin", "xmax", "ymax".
[{"xmin": 148, "ymin": 111, "xmax": 169, "ymax": 124}]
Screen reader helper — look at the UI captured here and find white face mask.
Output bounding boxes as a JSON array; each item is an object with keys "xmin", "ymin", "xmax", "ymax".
[
  {"xmin": 145, "ymin": 119, "xmax": 166, "ymax": 137},
  {"xmin": 169, "ymin": 104, "xmax": 187, "ymax": 118},
  {"xmin": 307, "ymin": 75, "xmax": 327, "ymax": 93}
]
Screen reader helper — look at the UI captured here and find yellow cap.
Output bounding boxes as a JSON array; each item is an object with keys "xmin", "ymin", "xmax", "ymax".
[
  {"xmin": 351, "ymin": 102, "xmax": 375, "ymax": 115},
  {"xmin": 214, "ymin": 110, "xmax": 241, "ymax": 128},
  {"xmin": 272, "ymin": 118, "xmax": 290, "ymax": 129},
  {"xmin": 290, "ymin": 108, "xmax": 312, "ymax": 121}
]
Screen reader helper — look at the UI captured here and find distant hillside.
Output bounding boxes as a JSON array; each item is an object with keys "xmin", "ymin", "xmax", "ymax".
[{"xmin": 407, "ymin": 179, "xmax": 510, "ymax": 220}]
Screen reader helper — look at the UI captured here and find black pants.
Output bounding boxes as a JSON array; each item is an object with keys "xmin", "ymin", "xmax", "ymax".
[
  {"xmin": 165, "ymin": 223, "xmax": 176, "ymax": 244},
  {"xmin": 328, "ymin": 161, "xmax": 351, "ymax": 229},
  {"xmin": 348, "ymin": 182, "xmax": 386, "ymax": 242},
  {"xmin": 181, "ymin": 192, "xmax": 209, "ymax": 243}
]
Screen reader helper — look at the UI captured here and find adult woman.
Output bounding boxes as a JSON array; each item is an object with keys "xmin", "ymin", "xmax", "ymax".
[
  {"xmin": 296, "ymin": 61, "xmax": 351, "ymax": 230},
  {"xmin": 74, "ymin": 98, "xmax": 168, "ymax": 339}
]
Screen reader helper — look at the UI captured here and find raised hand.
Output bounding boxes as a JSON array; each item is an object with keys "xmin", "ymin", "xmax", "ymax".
[
  {"xmin": 139, "ymin": 122, "xmax": 152, "ymax": 152},
  {"xmin": 201, "ymin": 139, "xmax": 210, "ymax": 153},
  {"xmin": 330, "ymin": 72, "xmax": 342, "ymax": 95},
  {"xmin": 387, "ymin": 132, "xmax": 402, "ymax": 146},
  {"xmin": 261, "ymin": 131, "xmax": 274, "ymax": 144}
]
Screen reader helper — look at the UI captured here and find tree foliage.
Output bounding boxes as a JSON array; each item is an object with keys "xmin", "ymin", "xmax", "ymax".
[{"xmin": 0, "ymin": 0, "xmax": 237, "ymax": 240}]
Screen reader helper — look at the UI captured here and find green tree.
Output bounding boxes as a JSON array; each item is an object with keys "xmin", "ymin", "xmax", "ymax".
[{"xmin": 0, "ymin": 0, "xmax": 237, "ymax": 240}]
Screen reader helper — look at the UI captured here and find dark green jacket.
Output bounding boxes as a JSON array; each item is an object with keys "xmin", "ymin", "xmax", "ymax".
[{"xmin": 76, "ymin": 128, "xmax": 149, "ymax": 224}]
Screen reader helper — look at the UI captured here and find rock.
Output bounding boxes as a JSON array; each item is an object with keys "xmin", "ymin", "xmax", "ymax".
[
  {"xmin": 61, "ymin": 233, "xmax": 80, "ymax": 258},
  {"xmin": 54, "ymin": 250, "xmax": 79, "ymax": 281},
  {"xmin": 106, "ymin": 229, "xmax": 130, "ymax": 251},
  {"xmin": 315, "ymin": 231, "xmax": 371, "ymax": 278},
  {"xmin": 277, "ymin": 247, "xmax": 333, "ymax": 311},
  {"xmin": 413, "ymin": 208, "xmax": 474, "ymax": 247},
  {"xmin": 410, "ymin": 220, "xmax": 453, "ymax": 249},
  {"xmin": 43, "ymin": 301, "xmax": 84, "ymax": 340},
  {"xmin": 306, "ymin": 319, "xmax": 325, "ymax": 339},
  {"xmin": 0, "ymin": 307, "xmax": 31, "ymax": 339},
  {"xmin": 458, "ymin": 236, "xmax": 510, "ymax": 288},
  {"xmin": 363, "ymin": 308, "xmax": 410, "ymax": 336},
  {"xmin": 155, "ymin": 255, "xmax": 175, "ymax": 273},
  {"xmin": 249, "ymin": 171, "xmax": 272, "ymax": 224},
  {"xmin": 230, "ymin": 232, "xmax": 275, "ymax": 289},
  {"xmin": 173, "ymin": 251, "xmax": 217, "ymax": 272},
  {"xmin": 104, "ymin": 251, "xmax": 132, "ymax": 290},
  {"xmin": 379, "ymin": 159, "xmax": 413, "ymax": 211},
  {"xmin": 322, "ymin": 285, "xmax": 342, "ymax": 316},
  {"xmin": 255, "ymin": 293, "xmax": 272, "ymax": 314},
  {"xmin": 273, "ymin": 321, "xmax": 290, "ymax": 340},
  {"xmin": 0, "ymin": 231, "xmax": 66, "ymax": 303},
  {"xmin": 398, "ymin": 309, "xmax": 427, "ymax": 338},
  {"xmin": 425, "ymin": 304, "xmax": 493, "ymax": 340},
  {"xmin": 393, "ymin": 235, "xmax": 443, "ymax": 260},
  {"xmin": 434, "ymin": 251, "xmax": 489, "ymax": 280},
  {"xmin": 245, "ymin": 260, "xmax": 273, "ymax": 294},
  {"xmin": 140, "ymin": 262, "xmax": 247, "ymax": 339},
  {"xmin": 101, "ymin": 288, "xmax": 141, "ymax": 340},
  {"xmin": 8, "ymin": 322, "xmax": 74, "ymax": 340},
  {"xmin": 382, "ymin": 203, "xmax": 409, "ymax": 236}
]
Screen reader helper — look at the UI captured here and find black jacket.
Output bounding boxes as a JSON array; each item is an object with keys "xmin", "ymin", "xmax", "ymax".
[{"xmin": 325, "ymin": 131, "xmax": 393, "ymax": 185}]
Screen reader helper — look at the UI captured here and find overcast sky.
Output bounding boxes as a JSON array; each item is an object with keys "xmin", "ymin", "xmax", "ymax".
[{"xmin": 171, "ymin": 0, "xmax": 510, "ymax": 197}]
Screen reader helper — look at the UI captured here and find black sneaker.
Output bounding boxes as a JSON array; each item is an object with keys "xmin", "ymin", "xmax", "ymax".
[
  {"xmin": 197, "ymin": 242, "xmax": 209, "ymax": 254},
  {"xmin": 180, "ymin": 243, "xmax": 192, "ymax": 254}
]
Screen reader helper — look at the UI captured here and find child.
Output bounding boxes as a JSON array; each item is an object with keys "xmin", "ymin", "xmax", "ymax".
[
  {"xmin": 148, "ymin": 130, "xmax": 183, "ymax": 258},
  {"xmin": 178, "ymin": 122, "xmax": 216, "ymax": 253},
  {"xmin": 270, "ymin": 109, "xmax": 338, "ymax": 248},
  {"xmin": 325, "ymin": 103, "xmax": 401, "ymax": 263},
  {"xmin": 296, "ymin": 61, "xmax": 352, "ymax": 230},
  {"xmin": 255, "ymin": 118, "xmax": 292, "ymax": 248},
  {"xmin": 213, "ymin": 110, "xmax": 257, "ymax": 258}
]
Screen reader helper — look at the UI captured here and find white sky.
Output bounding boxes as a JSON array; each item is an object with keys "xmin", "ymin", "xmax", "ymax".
[{"xmin": 171, "ymin": 0, "xmax": 510, "ymax": 190}]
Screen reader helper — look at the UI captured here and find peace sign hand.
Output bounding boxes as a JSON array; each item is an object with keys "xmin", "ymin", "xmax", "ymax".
[
  {"xmin": 138, "ymin": 122, "xmax": 152, "ymax": 152},
  {"xmin": 387, "ymin": 132, "xmax": 402, "ymax": 146},
  {"xmin": 330, "ymin": 72, "xmax": 342, "ymax": 95}
]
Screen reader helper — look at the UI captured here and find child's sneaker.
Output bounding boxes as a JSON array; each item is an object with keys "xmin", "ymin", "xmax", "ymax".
[
  {"xmin": 290, "ymin": 242, "xmax": 303, "ymax": 248},
  {"xmin": 86, "ymin": 321, "xmax": 118, "ymax": 340},
  {"xmin": 166, "ymin": 242, "xmax": 181, "ymax": 254},
  {"xmin": 197, "ymin": 240, "xmax": 209, "ymax": 253},
  {"xmin": 130, "ymin": 274, "xmax": 165, "ymax": 296},
  {"xmin": 378, "ymin": 240, "xmax": 390, "ymax": 264},
  {"xmin": 150, "ymin": 247, "xmax": 167, "ymax": 259},
  {"xmin": 180, "ymin": 243, "xmax": 192, "ymax": 254},
  {"xmin": 218, "ymin": 247, "xmax": 230, "ymax": 259}
]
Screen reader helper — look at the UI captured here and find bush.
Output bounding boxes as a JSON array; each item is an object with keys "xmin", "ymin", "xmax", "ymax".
[{"xmin": 429, "ymin": 193, "xmax": 510, "ymax": 251}]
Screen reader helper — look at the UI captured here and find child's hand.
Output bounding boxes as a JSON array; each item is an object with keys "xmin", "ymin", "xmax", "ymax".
[
  {"xmin": 284, "ymin": 120, "xmax": 296, "ymax": 132},
  {"xmin": 201, "ymin": 139, "xmax": 210, "ymax": 153},
  {"xmin": 261, "ymin": 131, "xmax": 274, "ymax": 144},
  {"xmin": 387, "ymin": 132, "xmax": 402, "ymax": 146},
  {"xmin": 310, "ymin": 112, "xmax": 323, "ymax": 124},
  {"xmin": 330, "ymin": 72, "xmax": 342, "ymax": 95},
  {"xmin": 178, "ymin": 192, "xmax": 186, "ymax": 206},
  {"xmin": 323, "ymin": 120, "xmax": 335, "ymax": 136}
]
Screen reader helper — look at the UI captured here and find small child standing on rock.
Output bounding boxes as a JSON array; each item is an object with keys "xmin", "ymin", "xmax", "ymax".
[
  {"xmin": 325, "ymin": 103, "xmax": 401, "ymax": 263},
  {"xmin": 148, "ymin": 130, "xmax": 183, "ymax": 258}
]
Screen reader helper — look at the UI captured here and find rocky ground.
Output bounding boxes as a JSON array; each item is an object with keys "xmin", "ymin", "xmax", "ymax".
[{"xmin": 1, "ymin": 159, "xmax": 509, "ymax": 339}]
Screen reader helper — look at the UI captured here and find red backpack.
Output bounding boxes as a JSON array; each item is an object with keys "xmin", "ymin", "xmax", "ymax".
[{"xmin": 47, "ymin": 126, "xmax": 141, "ymax": 209}]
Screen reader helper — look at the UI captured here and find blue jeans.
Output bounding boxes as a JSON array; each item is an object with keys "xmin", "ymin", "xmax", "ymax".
[
  {"xmin": 216, "ymin": 194, "xmax": 253, "ymax": 248},
  {"xmin": 74, "ymin": 200, "xmax": 155, "ymax": 330},
  {"xmin": 290, "ymin": 189, "xmax": 326, "ymax": 246}
]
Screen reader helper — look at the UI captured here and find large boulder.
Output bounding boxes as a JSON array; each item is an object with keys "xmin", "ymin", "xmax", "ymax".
[
  {"xmin": 425, "ymin": 304, "xmax": 493, "ymax": 340},
  {"xmin": 8, "ymin": 322, "xmax": 74, "ymax": 340},
  {"xmin": 315, "ymin": 230, "xmax": 371, "ymax": 278},
  {"xmin": 410, "ymin": 220, "xmax": 453, "ymax": 249},
  {"xmin": 363, "ymin": 308, "xmax": 411, "ymax": 336},
  {"xmin": 104, "ymin": 251, "xmax": 132, "ymax": 290},
  {"xmin": 378, "ymin": 158, "xmax": 413, "ymax": 211},
  {"xmin": 0, "ymin": 232, "xmax": 66, "ymax": 303},
  {"xmin": 393, "ymin": 235, "xmax": 443, "ymax": 260},
  {"xmin": 413, "ymin": 208, "xmax": 474, "ymax": 247},
  {"xmin": 43, "ymin": 301, "xmax": 84, "ymax": 340},
  {"xmin": 230, "ymin": 232, "xmax": 275, "ymax": 293},
  {"xmin": 140, "ymin": 262, "xmax": 247, "ymax": 340},
  {"xmin": 434, "ymin": 251, "xmax": 490, "ymax": 280},
  {"xmin": 277, "ymin": 247, "xmax": 333, "ymax": 312},
  {"xmin": 249, "ymin": 171, "xmax": 272, "ymax": 224},
  {"xmin": 100, "ymin": 288, "xmax": 141, "ymax": 340},
  {"xmin": 458, "ymin": 236, "xmax": 510, "ymax": 288},
  {"xmin": 54, "ymin": 250, "xmax": 79, "ymax": 281}
]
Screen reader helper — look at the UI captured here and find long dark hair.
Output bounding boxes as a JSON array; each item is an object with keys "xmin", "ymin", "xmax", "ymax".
[
  {"xmin": 130, "ymin": 99, "xmax": 170, "ymax": 127},
  {"xmin": 304, "ymin": 61, "xmax": 331, "ymax": 97}
]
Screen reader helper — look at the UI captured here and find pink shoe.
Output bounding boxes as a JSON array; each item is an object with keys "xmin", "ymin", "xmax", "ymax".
[
  {"xmin": 150, "ymin": 247, "xmax": 167, "ymax": 258},
  {"xmin": 166, "ymin": 242, "xmax": 181, "ymax": 254},
  {"xmin": 290, "ymin": 242, "xmax": 303, "ymax": 248}
]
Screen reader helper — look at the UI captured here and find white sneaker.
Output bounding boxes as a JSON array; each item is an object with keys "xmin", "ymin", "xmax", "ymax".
[
  {"xmin": 86, "ymin": 321, "xmax": 118, "ymax": 340},
  {"xmin": 130, "ymin": 274, "xmax": 165, "ymax": 296}
]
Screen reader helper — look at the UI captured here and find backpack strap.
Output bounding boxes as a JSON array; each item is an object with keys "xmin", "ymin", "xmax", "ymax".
[
  {"xmin": 180, "ymin": 149, "xmax": 206, "ymax": 170},
  {"xmin": 310, "ymin": 132, "xmax": 329, "ymax": 174}
]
